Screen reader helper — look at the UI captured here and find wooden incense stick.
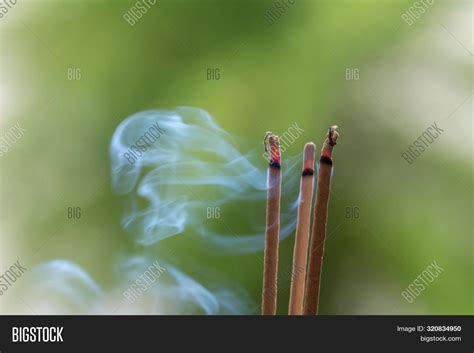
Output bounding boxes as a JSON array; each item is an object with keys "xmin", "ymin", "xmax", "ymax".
[
  {"xmin": 262, "ymin": 132, "xmax": 281, "ymax": 315},
  {"xmin": 303, "ymin": 125, "xmax": 339, "ymax": 315},
  {"xmin": 288, "ymin": 143, "xmax": 315, "ymax": 315}
]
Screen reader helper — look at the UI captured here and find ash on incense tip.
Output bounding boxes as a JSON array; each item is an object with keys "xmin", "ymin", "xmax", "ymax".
[
  {"xmin": 321, "ymin": 125, "xmax": 339, "ymax": 164},
  {"xmin": 327, "ymin": 125, "xmax": 339, "ymax": 146},
  {"xmin": 302, "ymin": 142, "xmax": 316, "ymax": 176},
  {"xmin": 264, "ymin": 131, "xmax": 281, "ymax": 169}
]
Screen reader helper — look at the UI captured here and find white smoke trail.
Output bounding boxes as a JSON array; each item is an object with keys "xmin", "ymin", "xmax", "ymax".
[
  {"xmin": 110, "ymin": 107, "xmax": 299, "ymax": 250},
  {"xmin": 20, "ymin": 107, "xmax": 302, "ymax": 314}
]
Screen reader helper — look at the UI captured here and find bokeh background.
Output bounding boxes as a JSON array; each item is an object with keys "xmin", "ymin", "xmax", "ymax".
[{"xmin": 0, "ymin": 0, "xmax": 472, "ymax": 314}]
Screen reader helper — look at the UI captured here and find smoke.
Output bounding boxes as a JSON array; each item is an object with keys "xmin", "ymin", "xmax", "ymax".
[
  {"xmin": 18, "ymin": 260, "xmax": 104, "ymax": 315},
  {"xmin": 20, "ymin": 107, "xmax": 302, "ymax": 314},
  {"xmin": 110, "ymin": 107, "xmax": 300, "ymax": 251}
]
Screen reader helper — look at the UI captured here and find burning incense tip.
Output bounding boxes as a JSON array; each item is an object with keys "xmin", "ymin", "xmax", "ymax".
[
  {"xmin": 320, "ymin": 125, "xmax": 339, "ymax": 164},
  {"xmin": 264, "ymin": 132, "xmax": 281, "ymax": 169},
  {"xmin": 302, "ymin": 142, "xmax": 316, "ymax": 175}
]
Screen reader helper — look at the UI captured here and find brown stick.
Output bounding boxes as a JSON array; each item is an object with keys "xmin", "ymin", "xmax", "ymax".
[
  {"xmin": 262, "ymin": 132, "xmax": 281, "ymax": 315},
  {"xmin": 288, "ymin": 143, "xmax": 315, "ymax": 315},
  {"xmin": 303, "ymin": 126, "xmax": 339, "ymax": 315}
]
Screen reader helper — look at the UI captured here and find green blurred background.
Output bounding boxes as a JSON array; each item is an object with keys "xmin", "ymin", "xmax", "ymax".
[{"xmin": 0, "ymin": 0, "xmax": 472, "ymax": 314}]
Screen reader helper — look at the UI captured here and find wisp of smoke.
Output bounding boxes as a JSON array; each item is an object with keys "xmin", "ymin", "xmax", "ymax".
[
  {"xmin": 20, "ymin": 107, "xmax": 302, "ymax": 314},
  {"xmin": 110, "ymin": 106, "xmax": 300, "ymax": 251}
]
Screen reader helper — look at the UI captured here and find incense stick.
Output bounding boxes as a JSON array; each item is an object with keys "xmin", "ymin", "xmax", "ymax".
[
  {"xmin": 303, "ymin": 126, "xmax": 339, "ymax": 315},
  {"xmin": 262, "ymin": 132, "xmax": 281, "ymax": 315},
  {"xmin": 288, "ymin": 143, "xmax": 315, "ymax": 315}
]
